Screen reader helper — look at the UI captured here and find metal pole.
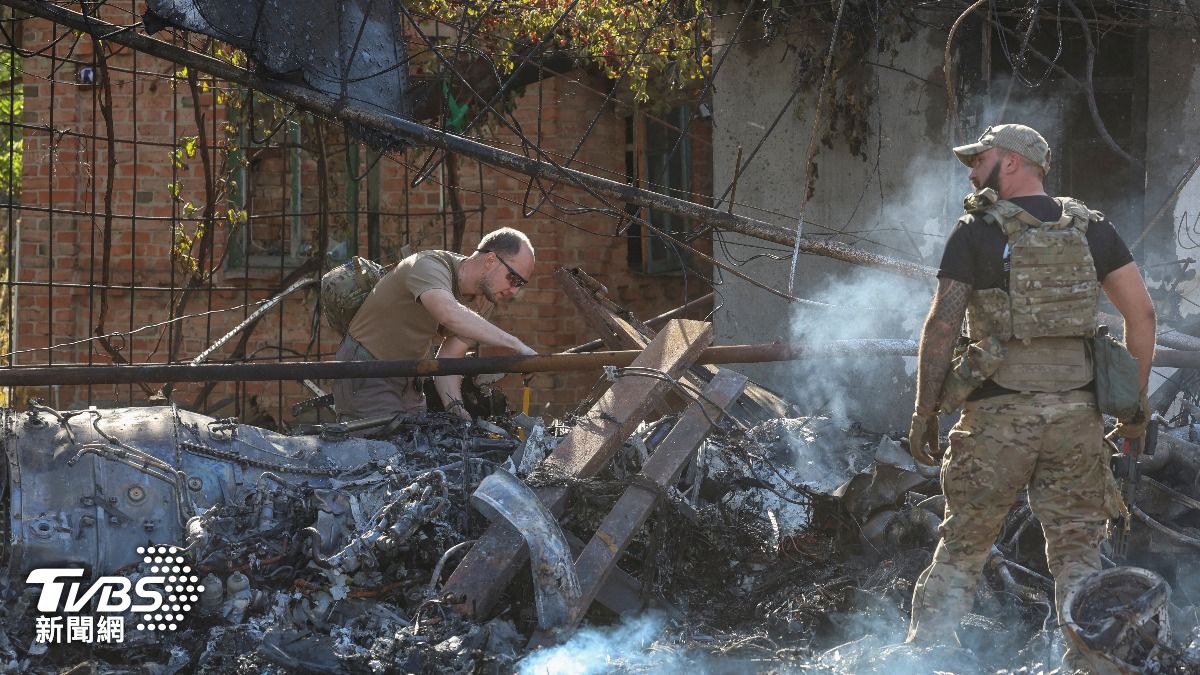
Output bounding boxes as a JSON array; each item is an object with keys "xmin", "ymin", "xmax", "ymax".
[
  {"xmin": 2, "ymin": 0, "xmax": 934, "ymax": 280},
  {"xmin": 1146, "ymin": 349, "xmax": 1200, "ymax": 370},
  {"xmin": 191, "ymin": 277, "xmax": 317, "ymax": 365},
  {"xmin": 1098, "ymin": 312, "xmax": 1200, "ymax": 352},
  {"xmin": 5, "ymin": 340, "xmax": 1196, "ymax": 386},
  {"xmin": 0, "ymin": 339, "xmax": 920, "ymax": 387}
]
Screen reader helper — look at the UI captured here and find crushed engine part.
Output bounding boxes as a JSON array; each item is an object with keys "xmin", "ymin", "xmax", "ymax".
[
  {"xmin": 1063, "ymin": 566, "xmax": 1173, "ymax": 674},
  {"xmin": 6, "ymin": 398, "xmax": 1200, "ymax": 674},
  {"xmin": 5, "ymin": 405, "xmax": 401, "ymax": 577},
  {"xmin": 470, "ymin": 470, "xmax": 580, "ymax": 632}
]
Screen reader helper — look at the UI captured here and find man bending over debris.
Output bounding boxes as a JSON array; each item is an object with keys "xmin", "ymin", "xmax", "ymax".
[
  {"xmin": 905, "ymin": 124, "xmax": 1156, "ymax": 665},
  {"xmin": 333, "ymin": 227, "xmax": 538, "ymax": 421}
]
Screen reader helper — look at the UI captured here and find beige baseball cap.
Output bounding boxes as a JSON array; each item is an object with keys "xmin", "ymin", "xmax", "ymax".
[{"xmin": 953, "ymin": 124, "xmax": 1051, "ymax": 174}]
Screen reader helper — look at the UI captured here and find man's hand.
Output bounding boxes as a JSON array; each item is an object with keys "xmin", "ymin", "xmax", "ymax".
[
  {"xmin": 908, "ymin": 412, "xmax": 942, "ymax": 466},
  {"xmin": 514, "ymin": 342, "xmax": 537, "ymax": 357},
  {"xmin": 444, "ymin": 397, "xmax": 472, "ymax": 422},
  {"xmin": 1114, "ymin": 388, "xmax": 1152, "ymax": 440},
  {"xmin": 473, "ymin": 372, "xmax": 506, "ymax": 387}
]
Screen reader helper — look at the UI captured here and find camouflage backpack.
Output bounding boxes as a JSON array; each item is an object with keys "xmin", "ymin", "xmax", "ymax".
[{"xmin": 320, "ymin": 256, "xmax": 386, "ymax": 336}]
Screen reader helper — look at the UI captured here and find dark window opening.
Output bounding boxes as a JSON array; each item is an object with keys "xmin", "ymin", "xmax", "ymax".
[
  {"xmin": 225, "ymin": 94, "xmax": 308, "ymax": 273},
  {"xmin": 976, "ymin": 12, "xmax": 1147, "ymax": 241},
  {"xmin": 625, "ymin": 106, "xmax": 693, "ymax": 274}
]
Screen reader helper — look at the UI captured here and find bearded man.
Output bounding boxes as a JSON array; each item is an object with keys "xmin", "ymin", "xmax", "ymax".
[
  {"xmin": 332, "ymin": 227, "xmax": 537, "ymax": 421},
  {"xmin": 906, "ymin": 124, "xmax": 1155, "ymax": 671}
]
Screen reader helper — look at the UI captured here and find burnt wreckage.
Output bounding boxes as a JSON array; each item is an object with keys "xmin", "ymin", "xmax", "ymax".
[
  {"xmin": 7, "ymin": 0, "xmax": 1200, "ymax": 671},
  {"xmin": 2, "ymin": 274, "xmax": 1200, "ymax": 674}
]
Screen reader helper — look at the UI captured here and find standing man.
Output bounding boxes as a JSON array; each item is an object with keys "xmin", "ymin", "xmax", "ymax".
[
  {"xmin": 333, "ymin": 227, "xmax": 538, "ymax": 421},
  {"xmin": 905, "ymin": 125, "xmax": 1156, "ymax": 663}
]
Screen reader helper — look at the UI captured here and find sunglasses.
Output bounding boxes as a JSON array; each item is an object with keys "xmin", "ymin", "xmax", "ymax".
[{"xmin": 478, "ymin": 249, "xmax": 528, "ymax": 288}]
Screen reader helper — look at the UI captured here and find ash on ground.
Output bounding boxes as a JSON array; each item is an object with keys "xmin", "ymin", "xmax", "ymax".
[{"xmin": 3, "ymin": 403, "xmax": 1199, "ymax": 675}]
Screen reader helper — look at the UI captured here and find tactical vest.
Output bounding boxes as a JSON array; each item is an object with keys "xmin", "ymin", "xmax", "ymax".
[{"xmin": 962, "ymin": 189, "xmax": 1102, "ymax": 392}]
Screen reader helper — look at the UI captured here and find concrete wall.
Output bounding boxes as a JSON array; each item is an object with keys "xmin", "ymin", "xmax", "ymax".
[
  {"xmin": 711, "ymin": 15, "xmax": 954, "ymax": 431},
  {"xmin": 1140, "ymin": 25, "xmax": 1200, "ymax": 400},
  {"xmin": 1145, "ymin": 28, "xmax": 1200, "ymax": 316},
  {"xmin": 712, "ymin": 8, "xmax": 1200, "ymax": 429}
]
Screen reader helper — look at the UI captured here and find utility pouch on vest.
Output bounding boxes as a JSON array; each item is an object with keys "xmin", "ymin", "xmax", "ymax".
[
  {"xmin": 1091, "ymin": 325, "xmax": 1141, "ymax": 420},
  {"xmin": 320, "ymin": 256, "xmax": 386, "ymax": 336},
  {"xmin": 991, "ymin": 337, "xmax": 1093, "ymax": 392},
  {"xmin": 939, "ymin": 335, "xmax": 1007, "ymax": 413}
]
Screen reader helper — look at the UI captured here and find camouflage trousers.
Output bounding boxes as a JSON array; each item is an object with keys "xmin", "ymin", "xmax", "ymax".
[{"xmin": 907, "ymin": 390, "xmax": 1124, "ymax": 646}]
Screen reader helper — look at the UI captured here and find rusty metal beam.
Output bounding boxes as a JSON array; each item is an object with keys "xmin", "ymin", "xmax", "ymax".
[
  {"xmin": 1098, "ymin": 312, "xmax": 1200, "ymax": 352},
  {"xmin": 555, "ymin": 267, "xmax": 795, "ymax": 423},
  {"xmin": 554, "ymin": 267, "xmax": 685, "ymax": 417},
  {"xmin": 556, "ymin": 268, "xmax": 650, "ymax": 353},
  {"xmin": 0, "ymin": 339, "xmax": 919, "ymax": 387},
  {"xmin": 564, "ymin": 293, "xmax": 715, "ymax": 354},
  {"xmin": 442, "ymin": 319, "xmax": 712, "ymax": 618},
  {"xmin": 561, "ymin": 531, "xmax": 676, "ymax": 618},
  {"xmin": 5, "ymin": 337, "xmax": 1183, "ymax": 388},
  {"xmin": 3, "ymin": 0, "xmax": 933, "ymax": 281},
  {"xmin": 541, "ymin": 320, "xmax": 713, "ymax": 477},
  {"xmin": 532, "ymin": 368, "xmax": 748, "ymax": 645},
  {"xmin": 1147, "ymin": 349, "xmax": 1200, "ymax": 369}
]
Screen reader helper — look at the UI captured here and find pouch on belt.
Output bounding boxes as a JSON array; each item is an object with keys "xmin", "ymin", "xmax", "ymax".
[
  {"xmin": 1091, "ymin": 326, "xmax": 1141, "ymax": 421},
  {"xmin": 938, "ymin": 335, "xmax": 1007, "ymax": 413}
]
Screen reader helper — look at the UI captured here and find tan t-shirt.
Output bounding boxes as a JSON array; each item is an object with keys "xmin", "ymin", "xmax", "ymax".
[{"xmin": 347, "ymin": 250, "xmax": 465, "ymax": 361}]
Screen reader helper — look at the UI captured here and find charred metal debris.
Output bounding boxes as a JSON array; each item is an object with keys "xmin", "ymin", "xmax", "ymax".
[{"xmin": 5, "ymin": 279, "xmax": 1200, "ymax": 674}]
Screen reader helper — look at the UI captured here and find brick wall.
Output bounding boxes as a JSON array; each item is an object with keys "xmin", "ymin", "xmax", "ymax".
[{"xmin": 10, "ymin": 9, "xmax": 713, "ymax": 421}]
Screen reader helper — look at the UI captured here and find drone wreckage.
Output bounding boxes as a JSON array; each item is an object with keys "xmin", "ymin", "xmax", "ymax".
[{"xmin": 5, "ymin": 285, "xmax": 1200, "ymax": 673}]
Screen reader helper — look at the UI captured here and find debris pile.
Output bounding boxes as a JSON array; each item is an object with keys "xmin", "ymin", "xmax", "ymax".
[
  {"xmin": 3, "ymin": 270, "xmax": 1200, "ymax": 673},
  {"xmin": 4, "ymin": 393, "xmax": 1200, "ymax": 672}
]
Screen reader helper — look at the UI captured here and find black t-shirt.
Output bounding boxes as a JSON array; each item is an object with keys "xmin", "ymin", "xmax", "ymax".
[
  {"xmin": 937, "ymin": 194, "xmax": 1134, "ymax": 400},
  {"xmin": 937, "ymin": 194, "xmax": 1134, "ymax": 288}
]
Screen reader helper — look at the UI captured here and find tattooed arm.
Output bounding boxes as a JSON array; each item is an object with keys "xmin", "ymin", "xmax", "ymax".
[{"xmin": 914, "ymin": 278, "xmax": 971, "ymax": 414}]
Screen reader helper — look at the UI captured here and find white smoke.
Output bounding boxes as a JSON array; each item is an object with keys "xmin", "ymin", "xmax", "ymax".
[
  {"xmin": 769, "ymin": 145, "xmax": 965, "ymax": 432},
  {"xmin": 792, "ymin": 269, "xmax": 931, "ymax": 344},
  {"xmin": 515, "ymin": 613, "xmax": 690, "ymax": 675},
  {"xmin": 884, "ymin": 157, "xmax": 963, "ymax": 265},
  {"xmin": 972, "ymin": 74, "xmax": 1072, "ymax": 161},
  {"xmin": 781, "ymin": 265, "xmax": 933, "ymax": 432}
]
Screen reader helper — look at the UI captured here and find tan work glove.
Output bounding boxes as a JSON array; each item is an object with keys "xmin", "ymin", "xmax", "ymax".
[
  {"xmin": 908, "ymin": 411, "xmax": 942, "ymax": 466},
  {"xmin": 1113, "ymin": 388, "xmax": 1152, "ymax": 440}
]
